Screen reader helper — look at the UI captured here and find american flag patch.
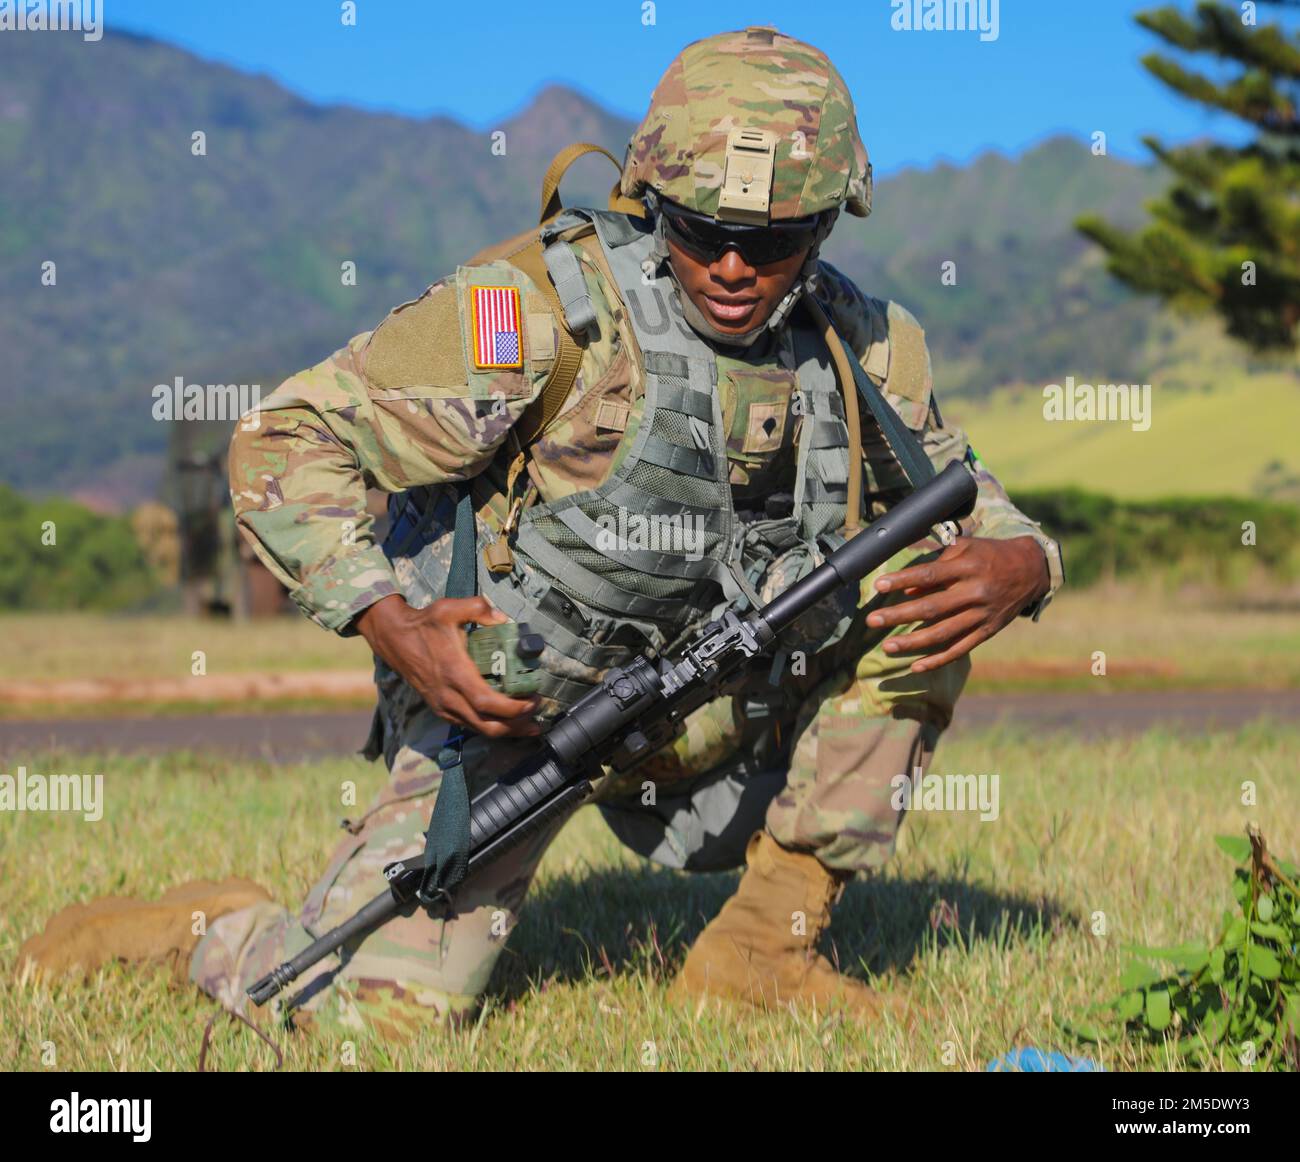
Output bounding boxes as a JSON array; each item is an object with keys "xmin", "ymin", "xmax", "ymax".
[{"xmin": 470, "ymin": 285, "xmax": 523, "ymax": 370}]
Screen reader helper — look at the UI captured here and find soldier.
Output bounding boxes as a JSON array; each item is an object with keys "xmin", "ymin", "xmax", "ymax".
[{"xmin": 21, "ymin": 27, "xmax": 1062, "ymax": 1039}]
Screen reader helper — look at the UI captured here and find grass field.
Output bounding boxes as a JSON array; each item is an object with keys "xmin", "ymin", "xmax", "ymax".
[
  {"xmin": 3, "ymin": 725, "xmax": 1296, "ymax": 1071},
  {"xmin": 0, "ymin": 611, "xmax": 373, "ymax": 682},
  {"xmin": 970, "ymin": 582, "xmax": 1300, "ymax": 691},
  {"xmin": 947, "ymin": 371, "xmax": 1300, "ymax": 500},
  {"xmin": 2, "ymin": 585, "xmax": 1297, "ymax": 714}
]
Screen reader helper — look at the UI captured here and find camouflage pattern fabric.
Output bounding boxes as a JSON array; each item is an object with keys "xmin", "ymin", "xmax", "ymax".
[
  {"xmin": 229, "ymin": 244, "xmax": 1062, "ymax": 635},
  {"xmin": 190, "ymin": 515, "xmax": 962, "ymax": 1033},
  {"xmin": 619, "ymin": 26, "xmax": 873, "ymax": 220},
  {"xmin": 762, "ymin": 532, "xmax": 970, "ymax": 871},
  {"xmin": 190, "ymin": 726, "xmax": 562, "ymax": 1037},
  {"xmin": 208, "ymin": 243, "xmax": 1060, "ymax": 1033},
  {"xmin": 213, "ymin": 25, "xmax": 1064, "ymax": 1035}
]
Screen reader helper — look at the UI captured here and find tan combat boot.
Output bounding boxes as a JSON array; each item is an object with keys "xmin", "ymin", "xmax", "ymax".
[
  {"xmin": 671, "ymin": 831, "xmax": 911, "ymax": 1023},
  {"xmin": 17, "ymin": 878, "xmax": 272, "ymax": 984}
]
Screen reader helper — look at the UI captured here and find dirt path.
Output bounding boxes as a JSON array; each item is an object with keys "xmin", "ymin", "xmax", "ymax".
[{"xmin": 1, "ymin": 690, "xmax": 1295, "ymax": 761}]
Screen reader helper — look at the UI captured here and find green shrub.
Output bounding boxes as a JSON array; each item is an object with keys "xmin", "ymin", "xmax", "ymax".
[
  {"xmin": 1014, "ymin": 489, "xmax": 1300, "ymax": 589},
  {"xmin": 0, "ymin": 486, "xmax": 161, "ymax": 610}
]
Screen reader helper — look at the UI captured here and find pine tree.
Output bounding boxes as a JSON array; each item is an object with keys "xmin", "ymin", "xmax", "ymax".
[{"xmin": 1077, "ymin": 1, "xmax": 1300, "ymax": 352}]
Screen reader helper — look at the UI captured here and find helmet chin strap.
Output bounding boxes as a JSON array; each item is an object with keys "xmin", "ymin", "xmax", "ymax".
[{"xmin": 643, "ymin": 192, "xmax": 839, "ymax": 349}]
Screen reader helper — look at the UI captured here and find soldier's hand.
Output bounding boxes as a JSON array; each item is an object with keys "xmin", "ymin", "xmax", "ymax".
[
  {"xmin": 354, "ymin": 594, "xmax": 542, "ymax": 738},
  {"xmin": 866, "ymin": 535, "xmax": 1049, "ymax": 673}
]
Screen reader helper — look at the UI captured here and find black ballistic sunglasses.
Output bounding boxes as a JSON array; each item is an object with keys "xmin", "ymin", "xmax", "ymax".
[{"xmin": 660, "ymin": 200, "xmax": 824, "ymax": 267}]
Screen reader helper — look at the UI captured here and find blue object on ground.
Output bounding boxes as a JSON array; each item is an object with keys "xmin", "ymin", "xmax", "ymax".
[{"xmin": 987, "ymin": 1048, "xmax": 1102, "ymax": 1072}]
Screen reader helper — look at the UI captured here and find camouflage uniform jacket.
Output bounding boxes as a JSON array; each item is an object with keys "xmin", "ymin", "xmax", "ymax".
[{"xmin": 228, "ymin": 231, "xmax": 1064, "ymax": 636}]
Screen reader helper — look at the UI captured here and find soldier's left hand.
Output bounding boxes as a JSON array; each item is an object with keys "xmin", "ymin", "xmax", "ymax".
[{"xmin": 866, "ymin": 535, "xmax": 1049, "ymax": 673}]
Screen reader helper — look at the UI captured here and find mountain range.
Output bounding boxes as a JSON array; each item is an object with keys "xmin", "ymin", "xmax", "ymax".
[{"xmin": 1, "ymin": 29, "xmax": 1289, "ymax": 508}]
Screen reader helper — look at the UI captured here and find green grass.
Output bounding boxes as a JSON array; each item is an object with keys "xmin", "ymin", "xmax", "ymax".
[
  {"xmin": 3, "ymin": 725, "xmax": 1296, "ymax": 1071},
  {"xmin": 948, "ymin": 372, "xmax": 1300, "ymax": 499},
  {"xmin": 3, "ymin": 587, "xmax": 1299, "ymax": 710},
  {"xmin": 0, "ymin": 612, "xmax": 371, "ymax": 681},
  {"xmin": 968, "ymin": 582, "xmax": 1300, "ymax": 692}
]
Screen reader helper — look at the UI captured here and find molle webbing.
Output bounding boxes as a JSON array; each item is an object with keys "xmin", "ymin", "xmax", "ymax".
[
  {"xmin": 511, "ymin": 282, "xmax": 746, "ymax": 620},
  {"xmin": 474, "ymin": 208, "xmax": 870, "ymax": 709},
  {"xmin": 540, "ymin": 237, "xmax": 597, "ymax": 335}
]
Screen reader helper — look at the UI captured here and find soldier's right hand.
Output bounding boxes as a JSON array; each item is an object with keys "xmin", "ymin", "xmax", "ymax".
[{"xmin": 354, "ymin": 594, "xmax": 542, "ymax": 738}]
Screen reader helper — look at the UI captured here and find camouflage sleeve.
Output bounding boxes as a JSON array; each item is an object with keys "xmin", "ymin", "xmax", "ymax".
[
  {"xmin": 919, "ymin": 406, "xmax": 1066, "ymax": 622},
  {"xmin": 816, "ymin": 265, "xmax": 1065, "ymax": 620},
  {"xmin": 229, "ymin": 263, "xmax": 557, "ymax": 632}
]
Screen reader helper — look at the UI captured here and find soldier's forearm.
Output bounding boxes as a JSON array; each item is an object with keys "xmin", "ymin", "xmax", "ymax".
[
  {"xmin": 235, "ymin": 510, "xmax": 400, "ymax": 634},
  {"xmin": 922, "ymin": 424, "xmax": 1064, "ymax": 619},
  {"xmin": 229, "ymin": 412, "xmax": 403, "ymax": 632}
]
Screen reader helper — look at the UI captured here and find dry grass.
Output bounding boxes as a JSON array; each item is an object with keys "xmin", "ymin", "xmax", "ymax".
[
  {"xmin": 969, "ymin": 582, "xmax": 1300, "ymax": 691},
  {"xmin": 0, "ymin": 612, "xmax": 370, "ymax": 682},
  {"xmin": 2, "ymin": 585, "xmax": 1298, "ymax": 716}
]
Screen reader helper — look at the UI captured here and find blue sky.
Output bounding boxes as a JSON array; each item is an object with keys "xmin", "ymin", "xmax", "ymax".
[{"xmin": 104, "ymin": 0, "xmax": 1275, "ymax": 174}]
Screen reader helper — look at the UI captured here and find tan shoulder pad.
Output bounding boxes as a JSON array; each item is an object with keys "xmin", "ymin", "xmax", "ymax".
[
  {"xmin": 814, "ymin": 263, "xmax": 934, "ymax": 431},
  {"xmin": 871, "ymin": 298, "xmax": 933, "ymax": 431},
  {"xmin": 361, "ymin": 259, "xmax": 555, "ymax": 402}
]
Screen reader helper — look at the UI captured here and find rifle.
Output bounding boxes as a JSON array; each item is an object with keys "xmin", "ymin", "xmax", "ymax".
[{"xmin": 247, "ymin": 459, "xmax": 977, "ymax": 1007}]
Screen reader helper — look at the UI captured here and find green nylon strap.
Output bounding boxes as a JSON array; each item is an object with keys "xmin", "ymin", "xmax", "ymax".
[
  {"xmin": 837, "ymin": 335, "xmax": 936, "ymax": 490},
  {"xmin": 445, "ymin": 482, "xmax": 479, "ymax": 599},
  {"xmin": 419, "ymin": 481, "xmax": 477, "ymax": 901}
]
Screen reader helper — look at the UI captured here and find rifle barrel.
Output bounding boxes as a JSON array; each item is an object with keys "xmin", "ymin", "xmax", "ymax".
[{"xmin": 758, "ymin": 460, "xmax": 976, "ymax": 637}]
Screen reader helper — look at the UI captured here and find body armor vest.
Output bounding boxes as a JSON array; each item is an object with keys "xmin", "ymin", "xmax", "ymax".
[{"xmin": 401, "ymin": 209, "xmax": 860, "ymax": 716}]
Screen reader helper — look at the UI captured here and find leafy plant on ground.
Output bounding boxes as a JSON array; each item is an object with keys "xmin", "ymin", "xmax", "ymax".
[{"xmin": 1073, "ymin": 826, "xmax": 1300, "ymax": 1071}]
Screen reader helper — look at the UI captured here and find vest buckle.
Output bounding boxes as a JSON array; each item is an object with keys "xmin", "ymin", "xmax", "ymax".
[{"xmin": 484, "ymin": 495, "xmax": 526, "ymax": 575}]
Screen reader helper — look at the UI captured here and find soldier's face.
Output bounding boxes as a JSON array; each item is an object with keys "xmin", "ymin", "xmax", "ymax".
[{"xmin": 667, "ymin": 239, "xmax": 810, "ymax": 337}]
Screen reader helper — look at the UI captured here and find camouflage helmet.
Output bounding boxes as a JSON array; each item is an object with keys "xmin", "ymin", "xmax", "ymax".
[{"xmin": 621, "ymin": 26, "xmax": 872, "ymax": 224}]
